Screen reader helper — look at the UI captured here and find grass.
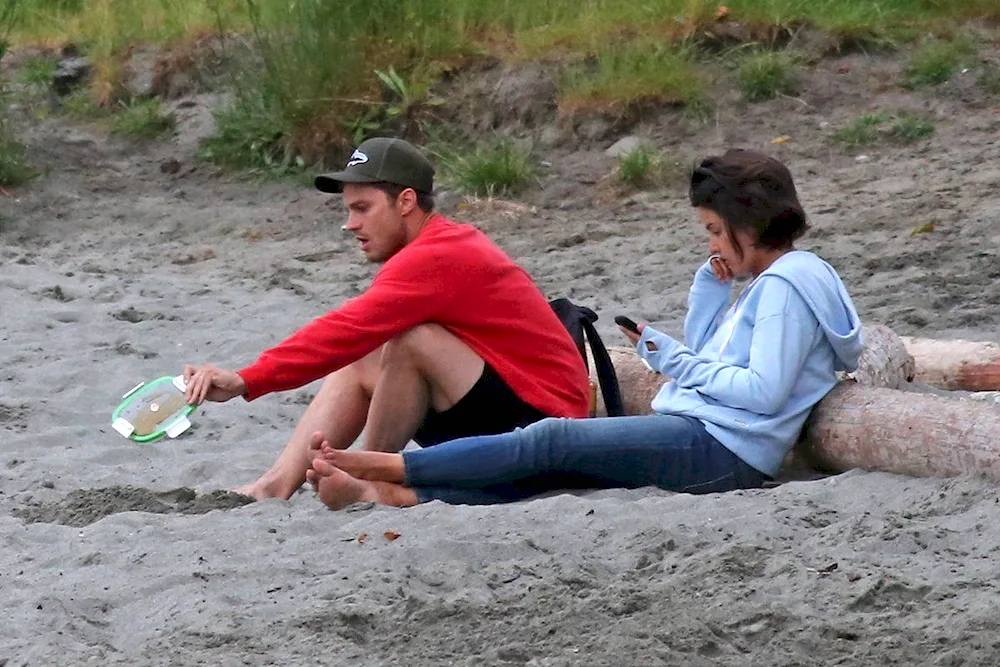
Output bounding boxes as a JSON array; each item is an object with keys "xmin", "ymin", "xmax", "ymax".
[
  {"xmin": 0, "ymin": 121, "xmax": 36, "ymax": 186},
  {"xmin": 560, "ymin": 42, "xmax": 703, "ymax": 111},
  {"xmin": 3, "ymin": 0, "xmax": 998, "ymax": 176},
  {"xmin": 832, "ymin": 111, "xmax": 936, "ymax": 149},
  {"xmin": 59, "ymin": 88, "xmax": 108, "ymax": 119},
  {"xmin": 887, "ymin": 112, "xmax": 935, "ymax": 142},
  {"xmin": 615, "ymin": 143, "xmax": 680, "ymax": 190},
  {"xmin": 0, "ymin": 0, "xmax": 34, "ymax": 185},
  {"xmin": 14, "ymin": 52, "xmax": 57, "ymax": 90},
  {"xmin": 738, "ymin": 51, "xmax": 797, "ymax": 102},
  {"xmin": 110, "ymin": 98, "xmax": 175, "ymax": 139},
  {"xmin": 617, "ymin": 144, "xmax": 658, "ymax": 188},
  {"xmin": 12, "ymin": 0, "xmax": 1000, "ymax": 48},
  {"xmin": 433, "ymin": 139, "xmax": 538, "ymax": 198},
  {"xmin": 831, "ymin": 114, "xmax": 886, "ymax": 148},
  {"xmin": 902, "ymin": 37, "xmax": 978, "ymax": 88},
  {"xmin": 196, "ymin": 80, "xmax": 299, "ymax": 173}
]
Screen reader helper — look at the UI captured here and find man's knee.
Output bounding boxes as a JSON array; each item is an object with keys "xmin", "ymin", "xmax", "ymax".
[
  {"xmin": 380, "ymin": 323, "xmax": 451, "ymax": 367},
  {"xmin": 325, "ymin": 348, "xmax": 380, "ymax": 396}
]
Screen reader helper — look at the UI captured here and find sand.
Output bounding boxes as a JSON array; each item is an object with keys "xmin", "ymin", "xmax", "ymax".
[{"xmin": 3, "ymin": 46, "xmax": 1000, "ymax": 665}]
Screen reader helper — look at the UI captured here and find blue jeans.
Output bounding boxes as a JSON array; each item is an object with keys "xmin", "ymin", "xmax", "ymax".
[{"xmin": 402, "ymin": 415, "xmax": 770, "ymax": 505}]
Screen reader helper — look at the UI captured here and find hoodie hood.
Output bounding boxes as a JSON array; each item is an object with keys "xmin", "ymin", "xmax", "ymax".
[{"xmin": 758, "ymin": 250, "xmax": 863, "ymax": 372}]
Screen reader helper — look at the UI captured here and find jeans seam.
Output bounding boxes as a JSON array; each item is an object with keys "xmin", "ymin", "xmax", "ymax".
[{"xmin": 679, "ymin": 472, "xmax": 735, "ymax": 493}]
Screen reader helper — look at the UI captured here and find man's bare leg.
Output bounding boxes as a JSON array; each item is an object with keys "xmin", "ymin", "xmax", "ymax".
[
  {"xmin": 243, "ymin": 324, "xmax": 483, "ymax": 500},
  {"xmin": 308, "ymin": 458, "xmax": 418, "ymax": 510},
  {"xmin": 361, "ymin": 323, "xmax": 484, "ymax": 452},
  {"xmin": 234, "ymin": 350, "xmax": 381, "ymax": 500}
]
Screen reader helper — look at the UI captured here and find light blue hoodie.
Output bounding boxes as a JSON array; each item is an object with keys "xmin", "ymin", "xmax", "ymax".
[{"xmin": 637, "ymin": 250, "xmax": 863, "ymax": 477}]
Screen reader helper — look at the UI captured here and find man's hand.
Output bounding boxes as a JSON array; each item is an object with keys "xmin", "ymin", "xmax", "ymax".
[{"xmin": 183, "ymin": 364, "xmax": 247, "ymax": 404}]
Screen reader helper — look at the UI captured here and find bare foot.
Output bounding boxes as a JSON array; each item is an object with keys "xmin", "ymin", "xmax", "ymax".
[
  {"xmin": 318, "ymin": 444, "xmax": 406, "ymax": 483},
  {"xmin": 308, "ymin": 459, "xmax": 375, "ymax": 509},
  {"xmin": 309, "ymin": 458, "xmax": 419, "ymax": 509},
  {"xmin": 232, "ymin": 481, "xmax": 280, "ymax": 500},
  {"xmin": 232, "ymin": 482, "xmax": 259, "ymax": 497},
  {"xmin": 308, "ymin": 430, "xmax": 326, "ymax": 454}
]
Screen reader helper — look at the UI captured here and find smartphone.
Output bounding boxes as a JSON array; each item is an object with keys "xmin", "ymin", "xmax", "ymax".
[{"xmin": 614, "ymin": 315, "xmax": 640, "ymax": 334}]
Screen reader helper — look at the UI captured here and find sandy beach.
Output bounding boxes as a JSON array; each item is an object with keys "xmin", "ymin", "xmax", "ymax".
[{"xmin": 3, "ymin": 45, "xmax": 1000, "ymax": 665}]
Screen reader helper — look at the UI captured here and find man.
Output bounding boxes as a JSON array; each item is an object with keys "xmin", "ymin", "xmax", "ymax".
[{"xmin": 183, "ymin": 137, "xmax": 590, "ymax": 500}]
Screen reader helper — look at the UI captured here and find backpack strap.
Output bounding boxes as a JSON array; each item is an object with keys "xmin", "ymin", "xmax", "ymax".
[{"xmin": 576, "ymin": 306, "xmax": 626, "ymax": 418}]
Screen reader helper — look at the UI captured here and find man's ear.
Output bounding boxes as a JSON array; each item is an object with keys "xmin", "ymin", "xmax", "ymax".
[{"xmin": 396, "ymin": 188, "xmax": 418, "ymax": 216}]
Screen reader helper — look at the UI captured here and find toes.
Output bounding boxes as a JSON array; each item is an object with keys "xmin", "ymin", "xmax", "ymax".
[
  {"xmin": 305, "ymin": 468, "xmax": 320, "ymax": 492},
  {"xmin": 308, "ymin": 431, "xmax": 326, "ymax": 451},
  {"xmin": 311, "ymin": 458, "xmax": 336, "ymax": 476}
]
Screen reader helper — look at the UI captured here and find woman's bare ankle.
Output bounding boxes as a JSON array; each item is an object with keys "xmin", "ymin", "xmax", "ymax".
[{"xmin": 367, "ymin": 481, "xmax": 418, "ymax": 507}]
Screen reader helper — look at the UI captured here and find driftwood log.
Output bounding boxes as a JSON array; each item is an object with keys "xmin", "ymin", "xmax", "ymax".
[
  {"xmin": 901, "ymin": 337, "xmax": 1000, "ymax": 391},
  {"xmin": 798, "ymin": 383, "xmax": 1000, "ymax": 480},
  {"xmin": 588, "ymin": 324, "xmax": 1000, "ymax": 481}
]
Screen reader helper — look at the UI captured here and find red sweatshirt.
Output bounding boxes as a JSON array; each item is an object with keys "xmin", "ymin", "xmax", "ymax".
[{"xmin": 238, "ymin": 214, "xmax": 590, "ymax": 418}]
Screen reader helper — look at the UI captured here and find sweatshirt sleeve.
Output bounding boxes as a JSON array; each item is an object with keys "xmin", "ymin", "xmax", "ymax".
[
  {"xmin": 237, "ymin": 246, "xmax": 455, "ymax": 400},
  {"xmin": 683, "ymin": 260, "xmax": 733, "ymax": 351},
  {"xmin": 637, "ymin": 279, "xmax": 820, "ymax": 415}
]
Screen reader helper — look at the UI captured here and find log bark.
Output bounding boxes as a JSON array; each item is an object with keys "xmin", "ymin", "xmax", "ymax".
[
  {"xmin": 800, "ymin": 384, "xmax": 1000, "ymax": 480},
  {"xmin": 901, "ymin": 337, "xmax": 1000, "ymax": 391},
  {"xmin": 849, "ymin": 324, "xmax": 915, "ymax": 390},
  {"xmin": 588, "ymin": 324, "xmax": 1000, "ymax": 482}
]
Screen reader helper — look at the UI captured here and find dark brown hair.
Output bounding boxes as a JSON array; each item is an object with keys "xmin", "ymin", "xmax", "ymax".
[
  {"xmin": 689, "ymin": 149, "xmax": 808, "ymax": 257},
  {"xmin": 370, "ymin": 181, "xmax": 435, "ymax": 213}
]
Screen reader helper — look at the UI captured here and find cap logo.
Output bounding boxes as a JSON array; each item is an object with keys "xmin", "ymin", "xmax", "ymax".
[{"xmin": 347, "ymin": 149, "xmax": 369, "ymax": 167}]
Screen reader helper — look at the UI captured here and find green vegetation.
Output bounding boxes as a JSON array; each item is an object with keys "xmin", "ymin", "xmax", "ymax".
[
  {"xmin": 110, "ymin": 98, "xmax": 175, "ymax": 139},
  {"xmin": 615, "ymin": 143, "xmax": 679, "ymax": 190},
  {"xmin": 887, "ymin": 112, "xmax": 935, "ymax": 142},
  {"xmin": 831, "ymin": 114, "xmax": 886, "ymax": 148},
  {"xmin": 902, "ymin": 37, "xmax": 978, "ymax": 88},
  {"xmin": 58, "ymin": 88, "xmax": 108, "ymax": 119},
  {"xmin": 0, "ymin": 0, "xmax": 36, "ymax": 186},
  {"xmin": 195, "ymin": 78, "xmax": 294, "ymax": 173},
  {"xmin": 831, "ymin": 111, "xmax": 936, "ymax": 149},
  {"xmin": 434, "ymin": 139, "xmax": 538, "ymax": 198},
  {"xmin": 738, "ymin": 51, "xmax": 797, "ymax": 102},
  {"xmin": 13, "ymin": 0, "xmax": 993, "ymax": 53},
  {"xmin": 560, "ymin": 43, "xmax": 703, "ymax": 111},
  {"xmin": 0, "ymin": 119, "xmax": 36, "ymax": 186},
  {"xmin": 2, "ymin": 0, "xmax": 997, "ymax": 177},
  {"xmin": 14, "ymin": 52, "xmax": 57, "ymax": 90}
]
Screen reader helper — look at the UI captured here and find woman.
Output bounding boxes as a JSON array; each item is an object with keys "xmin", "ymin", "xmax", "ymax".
[{"xmin": 305, "ymin": 149, "xmax": 864, "ymax": 509}]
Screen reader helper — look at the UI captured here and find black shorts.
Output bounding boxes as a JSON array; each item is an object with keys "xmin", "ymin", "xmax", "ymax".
[{"xmin": 413, "ymin": 363, "xmax": 549, "ymax": 447}]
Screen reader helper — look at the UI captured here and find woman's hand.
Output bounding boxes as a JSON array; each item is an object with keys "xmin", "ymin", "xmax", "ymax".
[
  {"xmin": 709, "ymin": 254, "xmax": 734, "ymax": 282},
  {"xmin": 618, "ymin": 321, "xmax": 643, "ymax": 345},
  {"xmin": 619, "ymin": 321, "xmax": 660, "ymax": 352}
]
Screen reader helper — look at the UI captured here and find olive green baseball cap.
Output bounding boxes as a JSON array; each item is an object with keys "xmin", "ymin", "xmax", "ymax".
[{"xmin": 315, "ymin": 137, "xmax": 435, "ymax": 194}]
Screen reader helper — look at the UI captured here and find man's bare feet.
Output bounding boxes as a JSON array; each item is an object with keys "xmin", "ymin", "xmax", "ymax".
[
  {"xmin": 308, "ymin": 458, "xmax": 419, "ymax": 509},
  {"xmin": 232, "ymin": 482, "xmax": 259, "ymax": 498},
  {"xmin": 232, "ymin": 480, "xmax": 279, "ymax": 500}
]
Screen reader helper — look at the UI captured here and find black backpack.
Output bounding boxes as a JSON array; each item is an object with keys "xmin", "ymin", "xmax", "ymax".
[{"xmin": 549, "ymin": 298, "xmax": 625, "ymax": 417}]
